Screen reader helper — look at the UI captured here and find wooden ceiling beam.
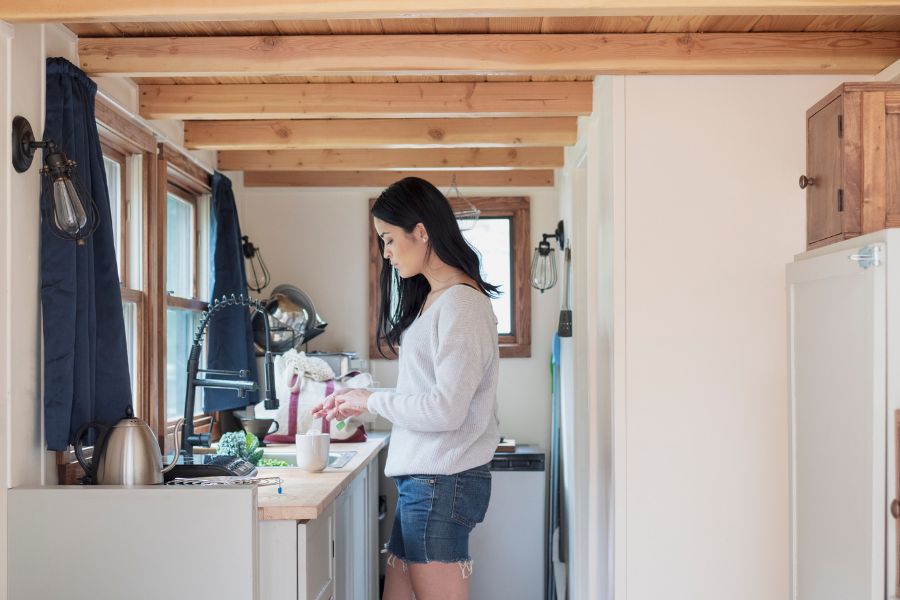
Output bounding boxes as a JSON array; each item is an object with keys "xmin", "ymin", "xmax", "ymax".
[
  {"xmin": 139, "ymin": 82, "xmax": 593, "ymax": 120},
  {"xmin": 242, "ymin": 170, "xmax": 555, "ymax": 187},
  {"xmin": 217, "ymin": 147, "xmax": 564, "ymax": 171},
  {"xmin": 184, "ymin": 117, "xmax": 578, "ymax": 150},
  {"xmin": 82, "ymin": 33, "xmax": 900, "ymax": 77},
  {"xmin": 5, "ymin": 1, "xmax": 900, "ymax": 23}
]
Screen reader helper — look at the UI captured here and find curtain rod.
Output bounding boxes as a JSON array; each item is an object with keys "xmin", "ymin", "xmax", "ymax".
[{"xmin": 95, "ymin": 89, "xmax": 215, "ymax": 177}]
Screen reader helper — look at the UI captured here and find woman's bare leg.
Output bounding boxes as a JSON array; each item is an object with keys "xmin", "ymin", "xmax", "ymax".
[
  {"xmin": 383, "ymin": 552, "xmax": 416, "ymax": 600},
  {"xmin": 407, "ymin": 560, "xmax": 473, "ymax": 600}
]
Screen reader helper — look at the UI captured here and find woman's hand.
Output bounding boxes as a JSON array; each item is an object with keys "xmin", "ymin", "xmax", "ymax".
[{"xmin": 311, "ymin": 388, "xmax": 372, "ymax": 421}]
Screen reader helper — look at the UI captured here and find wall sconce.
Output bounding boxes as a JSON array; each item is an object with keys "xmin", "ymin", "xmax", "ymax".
[
  {"xmin": 530, "ymin": 220, "xmax": 564, "ymax": 293},
  {"xmin": 12, "ymin": 116, "xmax": 99, "ymax": 245}
]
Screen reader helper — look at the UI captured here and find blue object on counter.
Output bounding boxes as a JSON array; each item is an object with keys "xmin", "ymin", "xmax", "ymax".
[
  {"xmin": 41, "ymin": 58, "xmax": 132, "ymax": 451},
  {"xmin": 205, "ymin": 172, "xmax": 260, "ymax": 411}
]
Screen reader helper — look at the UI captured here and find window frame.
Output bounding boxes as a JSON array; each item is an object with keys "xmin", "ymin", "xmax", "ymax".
[
  {"xmin": 157, "ymin": 143, "xmax": 215, "ymax": 456},
  {"xmin": 367, "ymin": 196, "xmax": 532, "ymax": 359},
  {"xmin": 58, "ymin": 99, "xmax": 159, "ymax": 484}
]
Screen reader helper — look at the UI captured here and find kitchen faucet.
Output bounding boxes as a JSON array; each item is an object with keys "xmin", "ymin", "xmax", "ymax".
[{"xmin": 180, "ymin": 294, "xmax": 277, "ymax": 456}]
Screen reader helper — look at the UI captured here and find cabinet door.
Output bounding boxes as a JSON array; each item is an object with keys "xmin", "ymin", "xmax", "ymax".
[
  {"xmin": 787, "ymin": 241, "xmax": 886, "ymax": 600},
  {"xmin": 350, "ymin": 469, "xmax": 369, "ymax": 599},
  {"xmin": 334, "ymin": 488, "xmax": 351, "ymax": 600},
  {"xmin": 807, "ymin": 97, "xmax": 844, "ymax": 245},
  {"xmin": 366, "ymin": 458, "xmax": 380, "ymax": 600},
  {"xmin": 299, "ymin": 502, "xmax": 335, "ymax": 600}
]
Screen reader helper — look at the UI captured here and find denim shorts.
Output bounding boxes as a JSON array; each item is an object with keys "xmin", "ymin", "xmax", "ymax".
[{"xmin": 386, "ymin": 464, "xmax": 492, "ymax": 564}]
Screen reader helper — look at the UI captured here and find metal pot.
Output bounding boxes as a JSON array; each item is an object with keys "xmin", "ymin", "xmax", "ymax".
[{"xmin": 74, "ymin": 406, "xmax": 183, "ymax": 485}]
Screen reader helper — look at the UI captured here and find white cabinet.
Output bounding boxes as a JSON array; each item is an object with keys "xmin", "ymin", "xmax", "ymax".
[
  {"xmin": 260, "ymin": 456, "xmax": 380, "ymax": 600},
  {"xmin": 787, "ymin": 231, "xmax": 899, "ymax": 600},
  {"xmin": 334, "ymin": 456, "xmax": 380, "ymax": 599},
  {"xmin": 301, "ymin": 502, "xmax": 335, "ymax": 600}
]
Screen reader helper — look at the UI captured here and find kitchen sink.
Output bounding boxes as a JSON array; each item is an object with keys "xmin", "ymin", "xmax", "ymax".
[{"xmin": 258, "ymin": 450, "xmax": 357, "ymax": 469}]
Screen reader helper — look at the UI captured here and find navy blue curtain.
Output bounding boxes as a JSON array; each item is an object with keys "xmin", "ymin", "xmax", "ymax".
[
  {"xmin": 205, "ymin": 172, "xmax": 259, "ymax": 411},
  {"xmin": 41, "ymin": 58, "xmax": 132, "ymax": 451}
]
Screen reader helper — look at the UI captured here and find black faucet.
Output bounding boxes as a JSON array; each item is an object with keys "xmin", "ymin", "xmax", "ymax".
[{"xmin": 180, "ymin": 294, "xmax": 278, "ymax": 456}]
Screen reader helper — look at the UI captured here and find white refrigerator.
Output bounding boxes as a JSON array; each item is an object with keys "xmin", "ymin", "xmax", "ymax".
[{"xmin": 787, "ymin": 229, "xmax": 900, "ymax": 600}]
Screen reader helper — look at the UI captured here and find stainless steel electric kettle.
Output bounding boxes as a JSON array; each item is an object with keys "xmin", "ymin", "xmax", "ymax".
[{"xmin": 74, "ymin": 405, "xmax": 184, "ymax": 485}]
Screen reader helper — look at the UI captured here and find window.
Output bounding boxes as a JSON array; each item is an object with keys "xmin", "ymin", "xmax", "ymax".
[
  {"xmin": 166, "ymin": 189, "xmax": 197, "ymax": 299},
  {"xmin": 102, "ymin": 152, "xmax": 125, "ymax": 281},
  {"xmin": 101, "ymin": 144, "xmax": 141, "ymax": 410},
  {"xmin": 368, "ymin": 197, "xmax": 531, "ymax": 359},
  {"xmin": 60, "ymin": 100, "xmax": 158, "ymax": 484},
  {"xmin": 461, "ymin": 218, "xmax": 513, "ymax": 335},
  {"xmin": 165, "ymin": 183, "xmax": 208, "ymax": 423}
]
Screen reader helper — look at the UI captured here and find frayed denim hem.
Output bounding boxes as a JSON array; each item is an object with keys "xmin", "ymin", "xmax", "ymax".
[{"xmin": 384, "ymin": 546, "xmax": 474, "ymax": 579}]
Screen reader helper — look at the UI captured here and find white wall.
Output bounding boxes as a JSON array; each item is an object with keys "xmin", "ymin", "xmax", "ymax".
[
  {"xmin": 620, "ymin": 74, "xmax": 871, "ymax": 600},
  {"xmin": 556, "ymin": 75, "xmax": 626, "ymax": 600},
  {"xmin": 0, "ymin": 23, "xmax": 84, "ymax": 600},
  {"xmin": 228, "ymin": 172, "xmax": 560, "ymax": 452}
]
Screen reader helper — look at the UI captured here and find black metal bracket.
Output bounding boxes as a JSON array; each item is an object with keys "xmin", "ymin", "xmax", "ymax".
[
  {"xmin": 12, "ymin": 116, "xmax": 57, "ymax": 174},
  {"xmin": 541, "ymin": 220, "xmax": 565, "ymax": 251}
]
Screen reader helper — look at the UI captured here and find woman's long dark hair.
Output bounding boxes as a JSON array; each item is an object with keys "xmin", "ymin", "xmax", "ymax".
[{"xmin": 372, "ymin": 177, "xmax": 499, "ymax": 358}]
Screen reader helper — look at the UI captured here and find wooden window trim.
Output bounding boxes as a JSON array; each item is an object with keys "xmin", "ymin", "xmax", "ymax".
[{"xmin": 368, "ymin": 196, "xmax": 531, "ymax": 359}]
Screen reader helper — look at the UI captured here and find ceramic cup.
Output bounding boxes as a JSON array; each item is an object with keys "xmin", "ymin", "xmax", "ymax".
[{"xmin": 296, "ymin": 431, "xmax": 330, "ymax": 472}]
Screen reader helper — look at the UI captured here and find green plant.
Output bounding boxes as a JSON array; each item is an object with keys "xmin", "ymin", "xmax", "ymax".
[
  {"xmin": 216, "ymin": 431, "xmax": 264, "ymax": 466},
  {"xmin": 257, "ymin": 458, "xmax": 289, "ymax": 467}
]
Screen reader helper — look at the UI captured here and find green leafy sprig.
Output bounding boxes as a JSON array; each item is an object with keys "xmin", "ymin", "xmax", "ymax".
[{"xmin": 216, "ymin": 431, "xmax": 265, "ymax": 466}]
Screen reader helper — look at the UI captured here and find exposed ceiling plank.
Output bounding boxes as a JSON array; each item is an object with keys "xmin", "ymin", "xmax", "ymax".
[
  {"xmin": 216, "ymin": 147, "xmax": 565, "ymax": 171},
  {"xmin": 184, "ymin": 117, "xmax": 578, "ymax": 150},
  {"xmin": 7, "ymin": 1, "xmax": 900, "ymax": 23},
  {"xmin": 79, "ymin": 33, "xmax": 900, "ymax": 77},
  {"xmin": 138, "ymin": 81, "xmax": 593, "ymax": 120},
  {"xmin": 242, "ymin": 170, "xmax": 555, "ymax": 187}
]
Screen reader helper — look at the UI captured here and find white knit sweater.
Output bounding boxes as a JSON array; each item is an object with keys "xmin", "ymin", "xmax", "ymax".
[{"xmin": 367, "ymin": 285, "xmax": 501, "ymax": 477}]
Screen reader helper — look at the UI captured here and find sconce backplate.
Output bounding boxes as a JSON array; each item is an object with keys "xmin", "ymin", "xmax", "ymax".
[{"xmin": 12, "ymin": 116, "xmax": 36, "ymax": 173}]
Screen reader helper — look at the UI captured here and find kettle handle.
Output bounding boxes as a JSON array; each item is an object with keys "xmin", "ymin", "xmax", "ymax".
[
  {"xmin": 74, "ymin": 422, "xmax": 110, "ymax": 482},
  {"xmin": 160, "ymin": 418, "xmax": 185, "ymax": 474}
]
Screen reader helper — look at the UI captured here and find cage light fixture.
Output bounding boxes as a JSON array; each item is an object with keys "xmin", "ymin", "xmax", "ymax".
[
  {"xmin": 445, "ymin": 174, "xmax": 481, "ymax": 231},
  {"xmin": 530, "ymin": 220, "xmax": 564, "ymax": 293},
  {"xmin": 12, "ymin": 116, "xmax": 99, "ymax": 245}
]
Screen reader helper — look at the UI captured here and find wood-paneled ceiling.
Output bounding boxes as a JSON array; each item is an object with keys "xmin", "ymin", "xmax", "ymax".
[
  {"xmin": 30, "ymin": 6, "xmax": 900, "ymax": 185},
  {"xmin": 69, "ymin": 15, "xmax": 900, "ymax": 85}
]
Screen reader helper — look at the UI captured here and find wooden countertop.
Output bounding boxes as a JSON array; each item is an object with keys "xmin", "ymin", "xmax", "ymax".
[{"xmin": 256, "ymin": 432, "xmax": 389, "ymax": 521}]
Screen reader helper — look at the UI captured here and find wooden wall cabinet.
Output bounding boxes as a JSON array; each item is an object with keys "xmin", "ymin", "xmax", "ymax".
[{"xmin": 804, "ymin": 82, "xmax": 900, "ymax": 250}]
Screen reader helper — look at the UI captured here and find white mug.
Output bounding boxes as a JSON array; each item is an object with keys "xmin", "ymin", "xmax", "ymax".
[{"xmin": 296, "ymin": 432, "xmax": 330, "ymax": 472}]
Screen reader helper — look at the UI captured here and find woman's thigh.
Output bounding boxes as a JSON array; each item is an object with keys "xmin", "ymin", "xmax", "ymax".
[{"xmin": 384, "ymin": 465, "xmax": 491, "ymax": 599}]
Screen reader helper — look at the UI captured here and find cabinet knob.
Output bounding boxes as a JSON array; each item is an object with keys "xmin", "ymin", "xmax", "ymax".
[
  {"xmin": 799, "ymin": 175, "xmax": 815, "ymax": 189},
  {"xmin": 891, "ymin": 499, "xmax": 900, "ymax": 519}
]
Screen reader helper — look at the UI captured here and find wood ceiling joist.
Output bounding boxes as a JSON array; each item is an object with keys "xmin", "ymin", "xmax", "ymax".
[
  {"xmin": 184, "ymin": 117, "xmax": 578, "ymax": 150},
  {"xmin": 6, "ymin": 1, "xmax": 900, "ymax": 23},
  {"xmin": 65, "ymin": 14, "xmax": 900, "ymax": 38},
  {"xmin": 217, "ymin": 147, "xmax": 565, "ymax": 171},
  {"xmin": 242, "ymin": 170, "xmax": 556, "ymax": 187},
  {"xmin": 139, "ymin": 82, "xmax": 593, "ymax": 120},
  {"xmin": 80, "ymin": 33, "xmax": 900, "ymax": 77}
]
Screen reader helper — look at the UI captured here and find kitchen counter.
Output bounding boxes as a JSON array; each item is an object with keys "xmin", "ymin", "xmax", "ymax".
[{"xmin": 257, "ymin": 431, "xmax": 388, "ymax": 521}]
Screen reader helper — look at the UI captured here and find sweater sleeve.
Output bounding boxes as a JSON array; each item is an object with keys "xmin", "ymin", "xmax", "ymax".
[{"xmin": 366, "ymin": 294, "xmax": 494, "ymax": 432}]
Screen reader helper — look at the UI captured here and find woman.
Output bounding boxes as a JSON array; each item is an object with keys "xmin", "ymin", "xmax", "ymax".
[{"xmin": 311, "ymin": 177, "xmax": 501, "ymax": 600}]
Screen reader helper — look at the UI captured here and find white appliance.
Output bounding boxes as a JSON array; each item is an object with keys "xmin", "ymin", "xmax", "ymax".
[
  {"xmin": 469, "ymin": 446, "xmax": 546, "ymax": 600},
  {"xmin": 787, "ymin": 230, "xmax": 900, "ymax": 600}
]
